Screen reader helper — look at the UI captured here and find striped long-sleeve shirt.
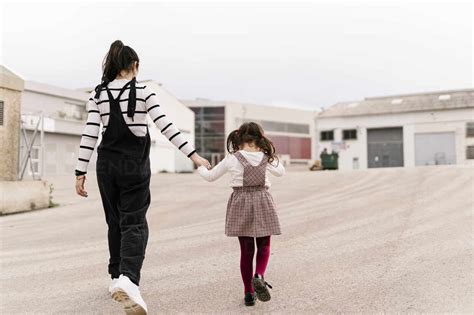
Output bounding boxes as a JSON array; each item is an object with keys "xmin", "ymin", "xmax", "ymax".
[{"xmin": 75, "ymin": 78, "xmax": 195, "ymax": 175}]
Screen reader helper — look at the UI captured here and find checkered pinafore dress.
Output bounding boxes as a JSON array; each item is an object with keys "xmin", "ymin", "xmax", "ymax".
[{"xmin": 225, "ymin": 151, "xmax": 282, "ymax": 237}]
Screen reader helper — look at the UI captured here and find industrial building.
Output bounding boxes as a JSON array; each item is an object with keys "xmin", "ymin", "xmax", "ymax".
[
  {"xmin": 315, "ymin": 89, "xmax": 474, "ymax": 170},
  {"xmin": 182, "ymin": 99, "xmax": 316, "ymax": 165},
  {"xmin": 18, "ymin": 75, "xmax": 195, "ymax": 178}
]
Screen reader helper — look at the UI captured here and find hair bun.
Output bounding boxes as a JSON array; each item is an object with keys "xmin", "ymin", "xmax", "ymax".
[{"xmin": 111, "ymin": 40, "xmax": 124, "ymax": 48}]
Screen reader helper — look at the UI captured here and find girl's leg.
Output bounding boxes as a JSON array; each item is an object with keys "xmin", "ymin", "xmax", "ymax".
[
  {"xmin": 117, "ymin": 159, "xmax": 151, "ymax": 286},
  {"xmin": 255, "ymin": 236, "xmax": 271, "ymax": 276},
  {"xmin": 97, "ymin": 163, "xmax": 121, "ymax": 279},
  {"xmin": 238, "ymin": 237, "xmax": 255, "ymax": 293}
]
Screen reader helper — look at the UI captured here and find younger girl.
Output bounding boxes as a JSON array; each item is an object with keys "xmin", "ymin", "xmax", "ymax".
[{"xmin": 197, "ymin": 122, "xmax": 285, "ymax": 306}]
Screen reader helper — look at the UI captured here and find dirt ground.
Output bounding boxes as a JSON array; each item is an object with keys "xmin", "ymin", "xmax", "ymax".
[{"xmin": 1, "ymin": 165, "xmax": 473, "ymax": 314}]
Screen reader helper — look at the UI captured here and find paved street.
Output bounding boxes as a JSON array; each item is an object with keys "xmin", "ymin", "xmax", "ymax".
[{"xmin": 1, "ymin": 165, "xmax": 473, "ymax": 314}]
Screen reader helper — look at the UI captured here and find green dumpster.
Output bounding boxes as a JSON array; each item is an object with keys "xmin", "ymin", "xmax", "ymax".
[{"xmin": 320, "ymin": 153, "xmax": 339, "ymax": 170}]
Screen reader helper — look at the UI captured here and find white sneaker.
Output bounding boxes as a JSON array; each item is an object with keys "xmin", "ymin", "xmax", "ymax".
[
  {"xmin": 108, "ymin": 278, "xmax": 119, "ymax": 293},
  {"xmin": 111, "ymin": 274, "xmax": 148, "ymax": 315}
]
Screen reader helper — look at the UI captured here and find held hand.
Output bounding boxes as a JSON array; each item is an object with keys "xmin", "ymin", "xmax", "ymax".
[
  {"xmin": 191, "ymin": 153, "xmax": 211, "ymax": 169},
  {"xmin": 75, "ymin": 175, "xmax": 88, "ymax": 197}
]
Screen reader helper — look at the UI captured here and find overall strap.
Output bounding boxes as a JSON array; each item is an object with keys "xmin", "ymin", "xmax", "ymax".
[
  {"xmin": 104, "ymin": 86, "xmax": 115, "ymax": 103},
  {"xmin": 258, "ymin": 154, "xmax": 268, "ymax": 166},
  {"xmin": 104, "ymin": 80, "xmax": 132, "ymax": 103},
  {"xmin": 234, "ymin": 151, "xmax": 251, "ymax": 167},
  {"xmin": 116, "ymin": 80, "xmax": 133, "ymax": 101}
]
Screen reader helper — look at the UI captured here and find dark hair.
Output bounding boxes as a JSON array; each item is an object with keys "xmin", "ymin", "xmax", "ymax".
[
  {"xmin": 94, "ymin": 40, "xmax": 139, "ymax": 99},
  {"xmin": 94, "ymin": 41, "xmax": 140, "ymax": 119},
  {"xmin": 226, "ymin": 122, "xmax": 278, "ymax": 164},
  {"xmin": 102, "ymin": 40, "xmax": 139, "ymax": 83}
]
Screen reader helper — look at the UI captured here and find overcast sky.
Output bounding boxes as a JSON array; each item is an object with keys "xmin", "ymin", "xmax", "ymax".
[{"xmin": 1, "ymin": 1, "xmax": 472, "ymax": 109}]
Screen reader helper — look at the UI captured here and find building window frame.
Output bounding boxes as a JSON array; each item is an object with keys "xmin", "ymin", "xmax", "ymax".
[
  {"xmin": 320, "ymin": 130, "xmax": 334, "ymax": 141},
  {"xmin": 466, "ymin": 122, "xmax": 474, "ymax": 138},
  {"xmin": 343, "ymin": 129, "xmax": 357, "ymax": 140},
  {"xmin": 466, "ymin": 146, "xmax": 474, "ymax": 160}
]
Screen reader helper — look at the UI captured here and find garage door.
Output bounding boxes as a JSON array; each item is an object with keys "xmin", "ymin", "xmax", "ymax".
[
  {"xmin": 415, "ymin": 132, "xmax": 456, "ymax": 166},
  {"xmin": 367, "ymin": 127, "xmax": 404, "ymax": 168}
]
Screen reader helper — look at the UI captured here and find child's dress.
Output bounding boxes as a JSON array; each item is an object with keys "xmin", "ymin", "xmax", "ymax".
[{"xmin": 198, "ymin": 150, "xmax": 283, "ymax": 238}]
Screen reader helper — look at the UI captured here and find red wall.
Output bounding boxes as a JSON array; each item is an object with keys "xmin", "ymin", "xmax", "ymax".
[{"xmin": 268, "ymin": 135, "xmax": 311, "ymax": 159}]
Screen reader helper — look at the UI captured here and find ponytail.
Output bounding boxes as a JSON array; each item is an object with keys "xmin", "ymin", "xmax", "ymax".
[
  {"xmin": 256, "ymin": 136, "xmax": 277, "ymax": 164},
  {"xmin": 94, "ymin": 40, "xmax": 140, "ymax": 100},
  {"xmin": 226, "ymin": 129, "xmax": 241, "ymax": 154}
]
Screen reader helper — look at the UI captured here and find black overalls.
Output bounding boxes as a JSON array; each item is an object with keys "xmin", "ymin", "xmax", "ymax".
[{"xmin": 96, "ymin": 81, "xmax": 151, "ymax": 286}]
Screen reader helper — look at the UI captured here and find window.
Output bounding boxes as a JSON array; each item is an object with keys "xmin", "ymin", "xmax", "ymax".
[
  {"xmin": 192, "ymin": 106, "xmax": 226, "ymax": 161},
  {"xmin": 467, "ymin": 146, "xmax": 474, "ymax": 160},
  {"xmin": 320, "ymin": 130, "xmax": 334, "ymax": 141},
  {"xmin": 235, "ymin": 118, "xmax": 310, "ymax": 135},
  {"xmin": 343, "ymin": 129, "xmax": 357, "ymax": 140},
  {"xmin": 466, "ymin": 122, "xmax": 474, "ymax": 138},
  {"xmin": 0, "ymin": 101, "xmax": 4, "ymax": 125},
  {"xmin": 286, "ymin": 122, "xmax": 310, "ymax": 134},
  {"xmin": 268, "ymin": 135, "xmax": 311, "ymax": 159}
]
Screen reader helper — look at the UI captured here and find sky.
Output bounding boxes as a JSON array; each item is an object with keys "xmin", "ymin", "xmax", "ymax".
[{"xmin": 1, "ymin": 1, "xmax": 472, "ymax": 109}]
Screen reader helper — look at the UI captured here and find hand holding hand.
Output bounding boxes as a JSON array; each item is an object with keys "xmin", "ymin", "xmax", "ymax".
[{"xmin": 191, "ymin": 153, "xmax": 211, "ymax": 169}]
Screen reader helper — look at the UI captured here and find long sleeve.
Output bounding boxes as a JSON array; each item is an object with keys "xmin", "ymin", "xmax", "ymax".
[
  {"xmin": 75, "ymin": 93, "xmax": 100, "ymax": 175},
  {"xmin": 144, "ymin": 86, "xmax": 196, "ymax": 158},
  {"xmin": 197, "ymin": 156, "xmax": 230, "ymax": 182},
  {"xmin": 267, "ymin": 158, "xmax": 285, "ymax": 177}
]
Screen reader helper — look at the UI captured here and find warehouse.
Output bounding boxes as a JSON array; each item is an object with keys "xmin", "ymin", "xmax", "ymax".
[
  {"xmin": 182, "ymin": 99, "xmax": 316, "ymax": 165},
  {"xmin": 19, "ymin": 75, "xmax": 195, "ymax": 178},
  {"xmin": 315, "ymin": 89, "xmax": 474, "ymax": 170}
]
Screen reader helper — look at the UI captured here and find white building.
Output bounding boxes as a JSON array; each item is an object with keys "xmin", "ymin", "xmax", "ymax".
[
  {"xmin": 20, "ymin": 79, "xmax": 195, "ymax": 177},
  {"xmin": 315, "ymin": 89, "xmax": 474, "ymax": 170},
  {"xmin": 182, "ymin": 99, "xmax": 316, "ymax": 165},
  {"xmin": 141, "ymin": 80, "xmax": 195, "ymax": 173},
  {"xmin": 21, "ymin": 81, "xmax": 90, "ymax": 177}
]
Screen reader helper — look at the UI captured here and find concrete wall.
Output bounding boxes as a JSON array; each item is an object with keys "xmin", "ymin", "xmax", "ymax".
[
  {"xmin": 0, "ymin": 69, "xmax": 24, "ymax": 181},
  {"xmin": 316, "ymin": 108, "xmax": 474, "ymax": 170},
  {"xmin": 0, "ymin": 180, "xmax": 50, "ymax": 214}
]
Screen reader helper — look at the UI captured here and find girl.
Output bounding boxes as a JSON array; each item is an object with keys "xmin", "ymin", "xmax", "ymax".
[
  {"xmin": 74, "ymin": 40, "xmax": 209, "ymax": 314},
  {"xmin": 197, "ymin": 122, "xmax": 285, "ymax": 306}
]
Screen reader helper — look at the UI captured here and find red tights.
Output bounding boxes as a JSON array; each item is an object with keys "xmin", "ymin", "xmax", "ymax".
[{"xmin": 238, "ymin": 236, "xmax": 271, "ymax": 293}]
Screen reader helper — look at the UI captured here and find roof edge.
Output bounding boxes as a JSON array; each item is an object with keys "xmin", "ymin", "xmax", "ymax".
[{"xmin": 365, "ymin": 88, "xmax": 474, "ymax": 101}]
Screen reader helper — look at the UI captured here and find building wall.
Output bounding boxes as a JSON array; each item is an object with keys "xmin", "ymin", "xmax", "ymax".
[
  {"xmin": 316, "ymin": 108, "xmax": 474, "ymax": 170},
  {"xmin": 225, "ymin": 102, "xmax": 315, "ymax": 161},
  {"xmin": 0, "ymin": 87, "xmax": 22, "ymax": 180},
  {"xmin": 19, "ymin": 131, "xmax": 87, "ymax": 178},
  {"xmin": 20, "ymin": 87, "xmax": 91, "ymax": 178},
  {"xmin": 21, "ymin": 89, "xmax": 86, "ymax": 120},
  {"xmin": 145, "ymin": 82, "xmax": 195, "ymax": 173},
  {"xmin": 19, "ymin": 81, "xmax": 195, "ymax": 176},
  {"xmin": 185, "ymin": 100, "xmax": 316, "ymax": 163}
]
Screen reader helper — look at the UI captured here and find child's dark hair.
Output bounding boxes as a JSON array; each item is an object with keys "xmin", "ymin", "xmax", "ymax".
[{"xmin": 226, "ymin": 122, "xmax": 278, "ymax": 164}]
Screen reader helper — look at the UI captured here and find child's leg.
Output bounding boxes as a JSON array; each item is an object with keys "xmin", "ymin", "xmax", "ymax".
[
  {"xmin": 255, "ymin": 236, "xmax": 271, "ymax": 276},
  {"xmin": 238, "ymin": 237, "xmax": 255, "ymax": 293}
]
